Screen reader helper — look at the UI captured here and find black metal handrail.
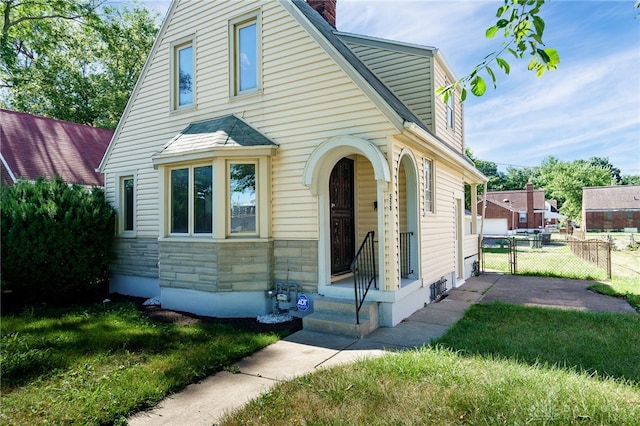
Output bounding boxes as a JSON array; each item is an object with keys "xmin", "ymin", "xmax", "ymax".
[
  {"xmin": 351, "ymin": 231, "xmax": 377, "ymax": 324},
  {"xmin": 400, "ymin": 231, "xmax": 413, "ymax": 278}
]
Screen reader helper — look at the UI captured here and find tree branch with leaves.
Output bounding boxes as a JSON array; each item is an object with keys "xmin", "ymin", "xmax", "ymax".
[
  {"xmin": 438, "ymin": 0, "xmax": 560, "ymax": 102},
  {"xmin": 0, "ymin": 0, "xmax": 158, "ymax": 129}
]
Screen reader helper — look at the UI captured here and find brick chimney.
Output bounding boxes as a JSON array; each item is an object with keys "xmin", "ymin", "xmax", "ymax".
[
  {"xmin": 526, "ymin": 182, "xmax": 534, "ymax": 230},
  {"xmin": 308, "ymin": 0, "xmax": 336, "ymax": 28}
]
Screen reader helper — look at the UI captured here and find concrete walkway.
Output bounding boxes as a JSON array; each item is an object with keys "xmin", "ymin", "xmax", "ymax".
[{"xmin": 127, "ymin": 273, "xmax": 635, "ymax": 425}]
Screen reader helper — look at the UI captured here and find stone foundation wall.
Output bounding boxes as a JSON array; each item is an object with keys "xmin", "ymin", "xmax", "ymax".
[
  {"xmin": 273, "ymin": 240, "xmax": 318, "ymax": 293},
  {"xmin": 110, "ymin": 237, "xmax": 158, "ymax": 278}
]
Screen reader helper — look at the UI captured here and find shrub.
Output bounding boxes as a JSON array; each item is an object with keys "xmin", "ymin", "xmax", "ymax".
[{"xmin": 1, "ymin": 177, "xmax": 115, "ymax": 306}]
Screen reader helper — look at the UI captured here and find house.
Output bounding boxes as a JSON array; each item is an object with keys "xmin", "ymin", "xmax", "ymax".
[
  {"xmin": 98, "ymin": 0, "xmax": 486, "ymax": 333},
  {"xmin": 0, "ymin": 109, "xmax": 112, "ymax": 187},
  {"xmin": 582, "ymin": 185, "xmax": 640, "ymax": 232},
  {"xmin": 478, "ymin": 183, "xmax": 561, "ymax": 235}
]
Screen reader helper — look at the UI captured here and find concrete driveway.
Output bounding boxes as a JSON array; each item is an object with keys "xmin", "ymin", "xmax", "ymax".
[{"xmin": 479, "ymin": 273, "xmax": 638, "ymax": 314}]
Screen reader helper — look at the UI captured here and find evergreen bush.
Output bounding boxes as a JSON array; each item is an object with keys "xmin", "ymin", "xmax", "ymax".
[{"xmin": 1, "ymin": 177, "xmax": 115, "ymax": 306}]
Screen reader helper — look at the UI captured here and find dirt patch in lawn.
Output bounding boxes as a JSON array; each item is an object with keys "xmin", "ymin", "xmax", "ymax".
[{"xmin": 116, "ymin": 294, "xmax": 303, "ymax": 335}]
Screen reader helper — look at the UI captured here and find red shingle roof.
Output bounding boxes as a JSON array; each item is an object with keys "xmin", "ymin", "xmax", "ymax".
[
  {"xmin": 0, "ymin": 109, "xmax": 112, "ymax": 186},
  {"xmin": 483, "ymin": 189, "xmax": 546, "ymax": 211}
]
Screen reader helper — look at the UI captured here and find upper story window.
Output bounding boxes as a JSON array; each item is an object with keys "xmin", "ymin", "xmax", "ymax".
[
  {"xmin": 446, "ymin": 86, "xmax": 454, "ymax": 130},
  {"xmin": 170, "ymin": 165, "xmax": 212, "ymax": 234},
  {"xmin": 230, "ymin": 12, "xmax": 261, "ymax": 96},
  {"xmin": 424, "ymin": 158, "xmax": 434, "ymax": 213},
  {"xmin": 171, "ymin": 37, "xmax": 195, "ymax": 110}
]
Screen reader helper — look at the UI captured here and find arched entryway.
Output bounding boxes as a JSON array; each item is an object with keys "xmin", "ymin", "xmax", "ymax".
[
  {"xmin": 303, "ymin": 135, "xmax": 390, "ymax": 293},
  {"xmin": 398, "ymin": 149, "xmax": 420, "ymax": 284}
]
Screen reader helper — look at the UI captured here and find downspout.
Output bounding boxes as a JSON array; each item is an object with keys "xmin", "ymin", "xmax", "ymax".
[{"xmin": 479, "ymin": 181, "xmax": 487, "ymax": 239}]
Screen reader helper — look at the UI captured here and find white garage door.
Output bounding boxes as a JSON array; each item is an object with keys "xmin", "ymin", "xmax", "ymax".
[{"xmin": 483, "ymin": 218, "xmax": 508, "ymax": 235}]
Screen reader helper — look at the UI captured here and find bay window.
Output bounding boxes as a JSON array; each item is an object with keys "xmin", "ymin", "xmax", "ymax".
[
  {"xmin": 229, "ymin": 163, "xmax": 256, "ymax": 234},
  {"xmin": 170, "ymin": 165, "xmax": 212, "ymax": 234}
]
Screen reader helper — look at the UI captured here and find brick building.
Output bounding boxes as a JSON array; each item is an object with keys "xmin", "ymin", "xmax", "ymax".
[{"xmin": 582, "ymin": 185, "xmax": 640, "ymax": 232}]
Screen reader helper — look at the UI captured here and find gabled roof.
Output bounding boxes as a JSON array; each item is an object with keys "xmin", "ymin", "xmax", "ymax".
[
  {"xmin": 583, "ymin": 185, "xmax": 640, "ymax": 211},
  {"xmin": 290, "ymin": 0, "xmax": 432, "ymax": 137},
  {"xmin": 100, "ymin": 0, "xmax": 485, "ymax": 183},
  {"xmin": 287, "ymin": 0, "xmax": 482, "ymax": 178},
  {"xmin": 482, "ymin": 189, "xmax": 546, "ymax": 211},
  {"xmin": 0, "ymin": 109, "xmax": 112, "ymax": 186},
  {"xmin": 152, "ymin": 115, "xmax": 277, "ymax": 166}
]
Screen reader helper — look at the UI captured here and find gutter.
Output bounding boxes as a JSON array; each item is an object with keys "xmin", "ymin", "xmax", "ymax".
[{"xmin": 403, "ymin": 121, "xmax": 487, "ymax": 183}]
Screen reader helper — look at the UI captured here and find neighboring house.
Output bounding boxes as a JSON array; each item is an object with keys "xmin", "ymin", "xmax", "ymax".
[
  {"xmin": 98, "ymin": 0, "xmax": 486, "ymax": 332},
  {"xmin": 478, "ymin": 183, "xmax": 560, "ymax": 234},
  {"xmin": 0, "ymin": 109, "xmax": 112, "ymax": 187},
  {"xmin": 582, "ymin": 185, "xmax": 640, "ymax": 232}
]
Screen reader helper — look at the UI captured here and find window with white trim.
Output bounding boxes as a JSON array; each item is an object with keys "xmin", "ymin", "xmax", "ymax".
[
  {"xmin": 169, "ymin": 165, "xmax": 212, "ymax": 234},
  {"xmin": 230, "ymin": 12, "xmax": 261, "ymax": 95},
  {"xmin": 118, "ymin": 175, "xmax": 135, "ymax": 235},
  {"xmin": 229, "ymin": 162, "xmax": 256, "ymax": 235},
  {"xmin": 171, "ymin": 38, "xmax": 194, "ymax": 109},
  {"xmin": 424, "ymin": 158, "xmax": 434, "ymax": 213},
  {"xmin": 446, "ymin": 87, "xmax": 454, "ymax": 129},
  {"xmin": 519, "ymin": 212, "xmax": 527, "ymax": 223}
]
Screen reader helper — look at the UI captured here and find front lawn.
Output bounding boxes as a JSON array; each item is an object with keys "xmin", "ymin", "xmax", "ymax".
[
  {"xmin": 0, "ymin": 301, "xmax": 290, "ymax": 425},
  {"xmin": 221, "ymin": 303, "xmax": 640, "ymax": 425}
]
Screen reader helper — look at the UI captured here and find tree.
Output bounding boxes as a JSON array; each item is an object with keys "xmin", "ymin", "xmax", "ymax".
[
  {"xmin": 502, "ymin": 166, "xmax": 538, "ymax": 191},
  {"xmin": 465, "ymin": 148, "xmax": 505, "ymax": 189},
  {"xmin": 438, "ymin": 0, "xmax": 559, "ymax": 101},
  {"xmin": 589, "ymin": 156, "xmax": 622, "ymax": 184},
  {"xmin": 621, "ymin": 175, "xmax": 640, "ymax": 185},
  {"xmin": 0, "ymin": 0, "xmax": 158, "ymax": 129},
  {"xmin": 536, "ymin": 156, "xmax": 612, "ymax": 221}
]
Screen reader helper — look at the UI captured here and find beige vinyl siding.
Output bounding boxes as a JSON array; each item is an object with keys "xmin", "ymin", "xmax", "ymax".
[
  {"xmin": 464, "ymin": 234, "xmax": 478, "ymax": 259},
  {"xmin": 432, "ymin": 57, "xmax": 464, "ymax": 154},
  {"xmin": 420, "ymin": 161, "xmax": 461, "ymax": 283},
  {"xmin": 102, "ymin": 1, "xmax": 398, "ymax": 241},
  {"xmin": 356, "ymin": 155, "xmax": 377, "ymax": 244},
  {"xmin": 344, "ymin": 41, "xmax": 434, "ymax": 130},
  {"xmin": 387, "ymin": 142, "xmax": 404, "ymax": 289}
]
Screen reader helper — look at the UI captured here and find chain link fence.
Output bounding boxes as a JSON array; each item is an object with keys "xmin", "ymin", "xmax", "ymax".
[{"xmin": 480, "ymin": 234, "xmax": 611, "ymax": 280}]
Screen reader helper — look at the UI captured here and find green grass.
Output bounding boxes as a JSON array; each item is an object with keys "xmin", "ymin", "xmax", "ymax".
[
  {"xmin": 437, "ymin": 303, "xmax": 640, "ymax": 383},
  {"xmin": 0, "ymin": 302, "xmax": 284, "ymax": 425},
  {"xmin": 590, "ymin": 278, "xmax": 640, "ymax": 312},
  {"xmin": 222, "ymin": 303, "xmax": 640, "ymax": 425}
]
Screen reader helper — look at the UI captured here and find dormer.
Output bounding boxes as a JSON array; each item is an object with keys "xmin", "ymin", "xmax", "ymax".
[{"xmin": 336, "ymin": 32, "xmax": 464, "ymax": 154}]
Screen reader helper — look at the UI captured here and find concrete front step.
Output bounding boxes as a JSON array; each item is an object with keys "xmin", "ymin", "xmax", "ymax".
[{"xmin": 303, "ymin": 297, "xmax": 379, "ymax": 338}]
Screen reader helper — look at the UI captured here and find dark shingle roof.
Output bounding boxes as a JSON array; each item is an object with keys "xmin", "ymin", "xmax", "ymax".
[
  {"xmin": 155, "ymin": 115, "xmax": 277, "ymax": 157},
  {"xmin": 0, "ymin": 109, "xmax": 112, "ymax": 186},
  {"xmin": 583, "ymin": 185, "xmax": 640, "ymax": 211}
]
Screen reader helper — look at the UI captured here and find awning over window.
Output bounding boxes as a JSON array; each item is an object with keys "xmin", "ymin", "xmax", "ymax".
[
  {"xmin": 541, "ymin": 211, "xmax": 566, "ymax": 220},
  {"xmin": 152, "ymin": 114, "xmax": 277, "ymax": 166}
]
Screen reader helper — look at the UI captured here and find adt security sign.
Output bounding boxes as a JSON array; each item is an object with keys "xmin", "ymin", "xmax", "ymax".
[{"xmin": 296, "ymin": 294, "xmax": 310, "ymax": 312}]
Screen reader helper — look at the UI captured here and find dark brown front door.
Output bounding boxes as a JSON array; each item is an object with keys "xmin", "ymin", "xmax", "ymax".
[{"xmin": 330, "ymin": 158, "xmax": 355, "ymax": 275}]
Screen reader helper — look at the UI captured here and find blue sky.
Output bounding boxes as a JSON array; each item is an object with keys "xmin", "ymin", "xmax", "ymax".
[{"xmin": 139, "ymin": 0, "xmax": 640, "ymax": 176}]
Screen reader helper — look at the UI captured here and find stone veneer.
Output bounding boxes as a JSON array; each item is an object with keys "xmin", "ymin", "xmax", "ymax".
[
  {"xmin": 110, "ymin": 237, "xmax": 159, "ymax": 278},
  {"xmin": 273, "ymin": 240, "xmax": 318, "ymax": 293},
  {"xmin": 157, "ymin": 239, "xmax": 319, "ymax": 293},
  {"xmin": 111, "ymin": 238, "xmax": 319, "ymax": 296}
]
